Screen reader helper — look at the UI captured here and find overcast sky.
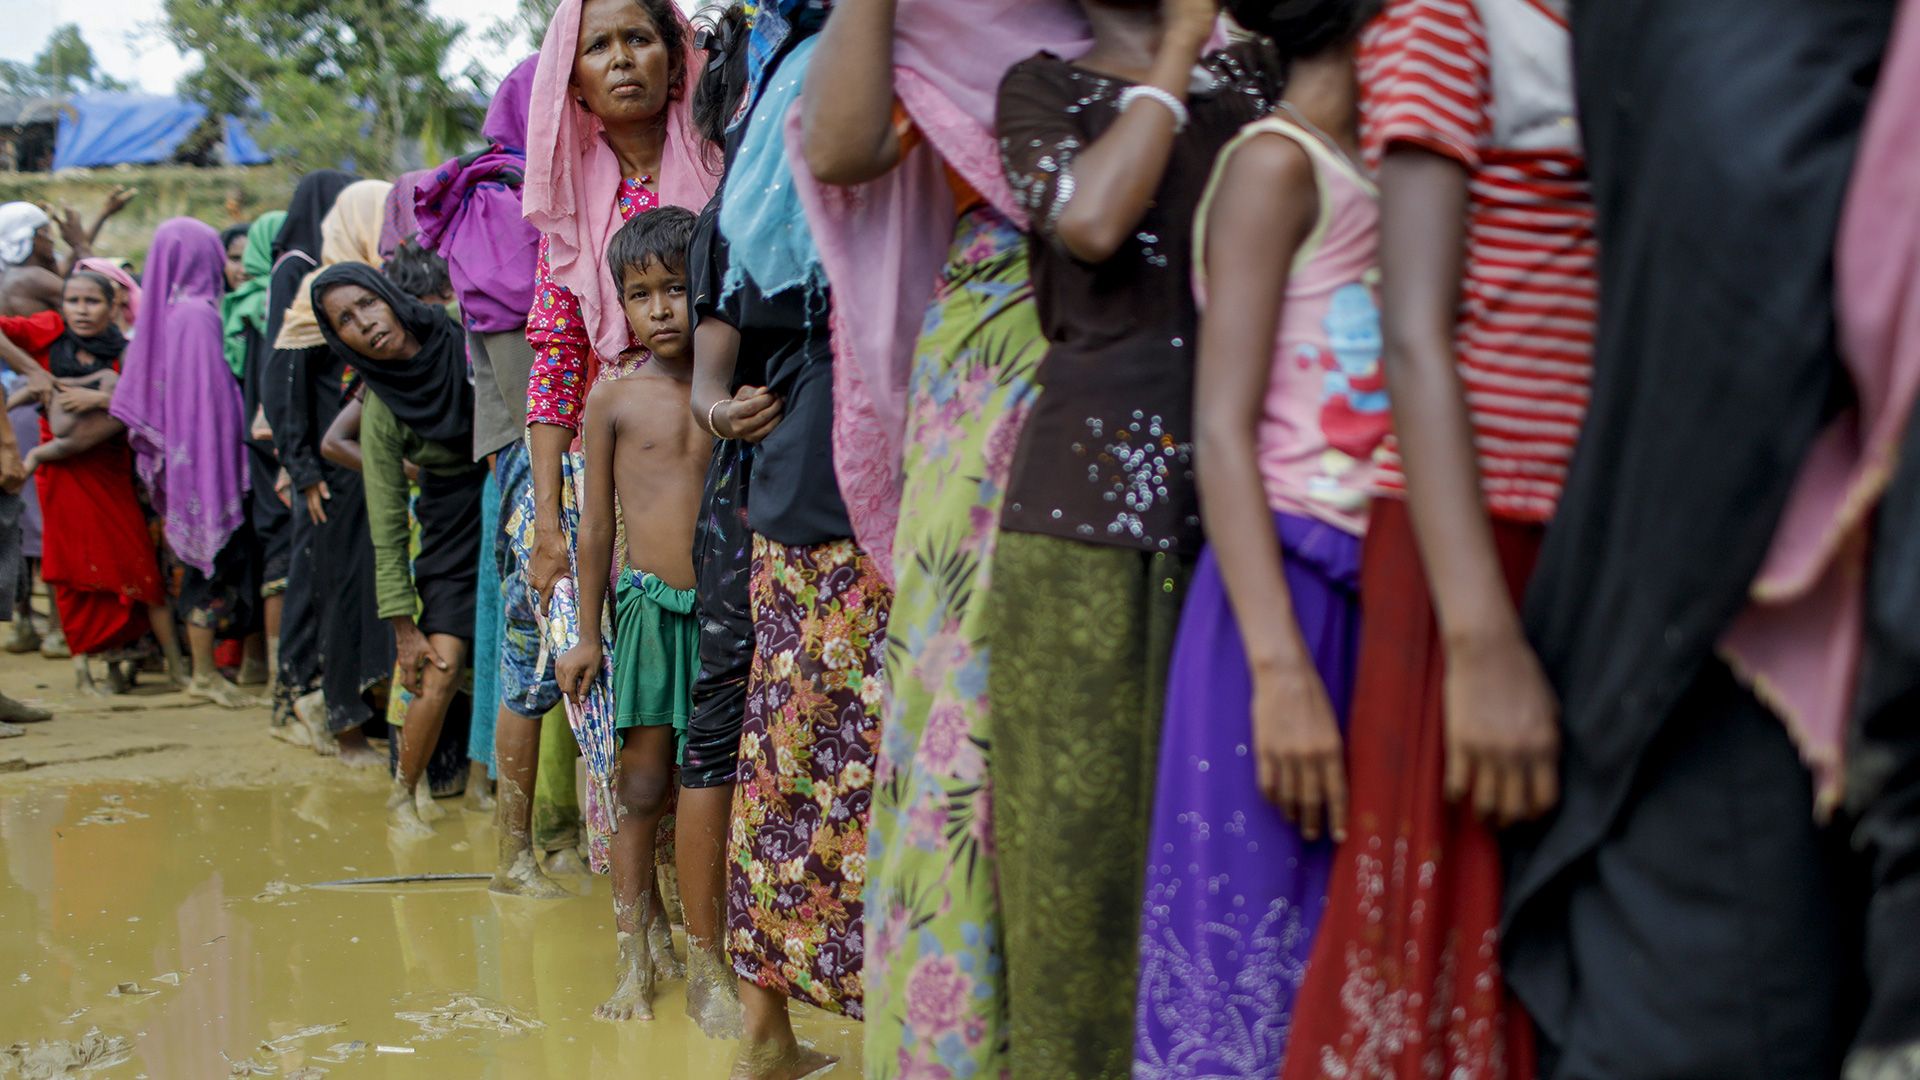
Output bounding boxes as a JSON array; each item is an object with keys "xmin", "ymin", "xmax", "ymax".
[{"xmin": 0, "ymin": 0, "xmax": 533, "ymax": 95}]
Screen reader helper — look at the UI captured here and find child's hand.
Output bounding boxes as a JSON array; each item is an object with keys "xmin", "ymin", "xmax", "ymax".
[
  {"xmin": 1253, "ymin": 662, "xmax": 1347, "ymax": 842},
  {"xmin": 725, "ymin": 385, "xmax": 784, "ymax": 443},
  {"xmin": 555, "ymin": 640, "xmax": 603, "ymax": 705}
]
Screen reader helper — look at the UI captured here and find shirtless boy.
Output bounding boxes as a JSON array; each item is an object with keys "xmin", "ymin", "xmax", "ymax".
[{"xmin": 556, "ymin": 206, "xmax": 712, "ymax": 1022}]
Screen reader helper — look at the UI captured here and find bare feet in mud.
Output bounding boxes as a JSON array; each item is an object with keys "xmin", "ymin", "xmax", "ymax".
[
  {"xmin": 414, "ymin": 783, "xmax": 448, "ymax": 822},
  {"xmin": 334, "ymin": 727, "xmax": 384, "ymax": 769},
  {"xmin": 489, "ymin": 848, "xmax": 573, "ymax": 899},
  {"xmin": 684, "ymin": 944, "xmax": 744, "ymax": 1039},
  {"xmin": 543, "ymin": 846, "xmax": 591, "ymax": 877},
  {"xmin": 188, "ymin": 673, "xmax": 254, "ymax": 709},
  {"xmin": 386, "ymin": 780, "xmax": 436, "ymax": 840},
  {"xmin": 594, "ymin": 931, "xmax": 656, "ymax": 1022},
  {"xmin": 74, "ymin": 660, "xmax": 113, "ymax": 698},
  {"xmin": 729, "ymin": 1041, "xmax": 837, "ymax": 1080},
  {"xmin": 464, "ymin": 765, "xmax": 496, "ymax": 812}
]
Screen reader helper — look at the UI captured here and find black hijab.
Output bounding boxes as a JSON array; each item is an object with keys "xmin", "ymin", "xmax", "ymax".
[
  {"xmin": 310, "ymin": 262, "xmax": 473, "ymax": 455},
  {"xmin": 272, "ymin": 169, "xmax": 360, "ymax": 263},
  {"xmin": 49, "ymin": 269, "xmax": 128, "ymax": 377}
]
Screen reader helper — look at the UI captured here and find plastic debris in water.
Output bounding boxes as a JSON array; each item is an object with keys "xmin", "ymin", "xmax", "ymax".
[
  {"xmin": 287, "ymin": 1069, "xmax": 327, "ymax": 1080},
  {"xmin": 106, "ymin": 983, "xmax": 159, "ymax": 998},
  {"xmin": 373, "ymin": 1046, "xmax": 414, "ymax": 1055},
  {"xmin": 313, "ymin": 1042, "xmax": 366, "ymax": 1063},
  {"xmin": 2, "ymin": 1027, "xmax": 134, "ymax": 1079},
  {"xmin": 393, "ymin": 995, "xmax": 545, "ymax": 1040},
  {"xmin": 259, "ymin": 1023, "xmax": 344, "ymax": 1056},
  {"xmin": 153, "ymin": 973, "xmax": 181, "ymax": 986},
  {"xmin": 252, "ymin": 881, "xmax": 299, "ymax": 902}
]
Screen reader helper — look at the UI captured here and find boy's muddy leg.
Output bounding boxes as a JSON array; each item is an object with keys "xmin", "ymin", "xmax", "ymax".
[
  {"xmin": 731, "ymin": 980, "xmax": 835, "ymax": 1080},
  {"xmin": 490, "ymin": 705, "xmax": 568, "ymax": 898},
  {"xmin": 597, "ymin": 727, "xmax": 674, "ymax": 1021},
  {"xmin": 646, "ymin": 878, "xmax": 685, "ymax": 981},
  {"xmin": 677, "ymin": 783, "xmax": 743, "ymax": 1038},
  {"xmin": 390, "ymin": 632, "xmax": 467, "ymax": 834}
]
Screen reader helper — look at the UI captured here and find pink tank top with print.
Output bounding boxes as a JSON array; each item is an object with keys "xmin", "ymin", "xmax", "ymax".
[{"xmin": 1194, "ymin": 114, "xmax": 1386, "ymax": 536}]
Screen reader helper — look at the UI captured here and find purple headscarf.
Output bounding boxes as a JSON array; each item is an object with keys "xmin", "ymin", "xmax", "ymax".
[
  {"xmin": 414, "ymin": 55, "xmax": 541, "ymax": 334},
  {"xmin": 109, "ymin": 218, "xmax": 249, "ymax": 576}
]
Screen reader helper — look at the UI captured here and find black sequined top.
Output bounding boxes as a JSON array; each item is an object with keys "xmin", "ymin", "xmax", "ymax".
[{"xmin": 994, "ymin": 45, "xmax": 1274, "ymax": 556}]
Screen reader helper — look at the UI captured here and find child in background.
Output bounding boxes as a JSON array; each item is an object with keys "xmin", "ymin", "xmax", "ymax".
[
  {"xmin": 1133, "ymin": 1, "xmax": 1380, "ymax": 1077},
  {"xmin": 556, "ymin": 206, "xmax": 711, "ymax": 1022}
]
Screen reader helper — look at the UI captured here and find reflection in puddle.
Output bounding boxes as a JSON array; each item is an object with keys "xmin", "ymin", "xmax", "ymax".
[{"xmin": 0, "ymin": 780, "xmax": 863, "ymax": 1078}]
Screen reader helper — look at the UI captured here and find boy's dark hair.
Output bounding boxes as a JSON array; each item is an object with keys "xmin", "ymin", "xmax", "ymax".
[
  {"xmin": 1227, "ymin": 0, "xmax": 1381, "ymax": 61},
  {"xmin": 608, "ymin": 206, "xmax": 697, "ymax": 285},
  {"xmin": 382, "ymin": 239, "xmax": 453, "ymax": 301}
]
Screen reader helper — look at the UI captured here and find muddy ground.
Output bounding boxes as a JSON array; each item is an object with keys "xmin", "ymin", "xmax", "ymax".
[{"xmin": 0, "ymin": 649, "xmax": 863, "ymax": 1079}]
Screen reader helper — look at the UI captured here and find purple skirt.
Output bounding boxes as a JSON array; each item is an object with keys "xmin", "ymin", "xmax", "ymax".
[{"xmin": 1133, "ymin": 510, "xmax": 1361, "ymax": 1080}]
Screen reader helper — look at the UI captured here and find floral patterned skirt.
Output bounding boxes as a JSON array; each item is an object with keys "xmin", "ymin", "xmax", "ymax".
[
  {"xmin": 727, "ymin": 534, "xmax": 890, "ymax": 1018},
  {"xmin": 864, "ymin": 204, "xmax": 1048, "ymax": 1080}
]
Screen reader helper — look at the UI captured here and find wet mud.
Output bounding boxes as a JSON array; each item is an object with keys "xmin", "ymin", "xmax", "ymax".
[{"xmin": 0, "ymin": 769, "xmax": 863, "ymax": 1078}]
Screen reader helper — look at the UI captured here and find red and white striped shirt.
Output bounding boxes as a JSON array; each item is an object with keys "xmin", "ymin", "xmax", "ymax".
[{"xmin": 1361, "ymin": 0, "xmax": 1597, "ymax": 523}]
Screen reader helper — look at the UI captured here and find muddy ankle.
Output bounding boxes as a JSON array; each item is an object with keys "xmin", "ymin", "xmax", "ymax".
[
  {"xmin": 489, "ymin": 847, "xmax": 572, "ymax": 899},
  {"xmin": 387, "ymin": 780, "xmax": 435, "ymax": 839},
  {"xmin": 464, "ymin": 765, "xmax": 496, "ymax": 812},
  {"xmin": 647, "ymin": 906, "xmax": 685, "ymax": 981},
  {"xmin": 73, "ymin": 659, "xmax": 110, "ymax": 698},
  {"xmin": 684, "ymin": 945, "xmax": 744, "ymax": 1039},
  {"xmin": 413, "ymin": 783, "xmax": 447, "ymax": 821},
  {"xmin": 730, "ymin": 1037, "xmax": 836, "ymax": 1080},
  {"xmin": 593, "ymin": 931, "xmax": 657, "ymax": 1021}
]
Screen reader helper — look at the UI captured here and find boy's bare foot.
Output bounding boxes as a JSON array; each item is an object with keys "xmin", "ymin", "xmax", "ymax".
[
  {"xmin": 594, "ymin": 931, "xmax": 657, "ymax": 1021},
  {"xmin": 489, "ymin": 848, "xmax": 573, "ymax": 899},
  {"xmin": 386, "ymin": 780, "xmax": 435, "ymax": 840},
  {"xmin": 188, "ymin": 673, "xmax": 254, "ymax": 709},
  {"xmin": 40, "ymin": 629, "xmax": 69, "ymax": 660},
  {"xmin": 729, "ymin": 1041, "xmax": 836, "ymax": 1080},
  {"xmin": 685, "ymin": 944, "xmax": 744, "ymax": 1039},
  {"xmin": 293, "ymin": 691, "xmax": 331, "ymax": 754},
  {"xmin": 647, "ymin": 906, "xmax": 685, "ymax": 981}
]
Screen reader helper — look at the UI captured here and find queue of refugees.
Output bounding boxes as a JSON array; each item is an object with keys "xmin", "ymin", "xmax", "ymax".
[{"xmin": 2, "ymin": 0, "xmax": 1918, "ymax": 1078}]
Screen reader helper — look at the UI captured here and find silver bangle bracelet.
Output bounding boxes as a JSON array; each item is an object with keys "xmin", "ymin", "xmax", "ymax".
[
  {"xmin": 1116, "ymin": 84, "xmax": 1189, "ymax": 133},
  {"xmin": 706, "ymin": 398, "xmax": 729, "ymax": 439}
]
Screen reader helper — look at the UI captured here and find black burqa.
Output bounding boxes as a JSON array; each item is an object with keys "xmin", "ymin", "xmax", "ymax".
[
  {"xmin": 311, "ymin": 262, "xmax": 481, "ymax": 792},
  {"xmin": 263, "ymin": 169, "xmax": 361, "ymax": 728},
  {"xmin": 1505, "ymin": 2, "xmax": 1894, "ymax": 1078}
]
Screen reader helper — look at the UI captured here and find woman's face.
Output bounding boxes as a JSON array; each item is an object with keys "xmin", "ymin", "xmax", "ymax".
[
  {"xmin": 320, "ymin": 283, "xmax": 420, "ymax": 363},
  {"xmin": 570, "ymin": 0, "xmax": 676, "ymax": 129},
  {"xmin": 224, "ymin": 234, "xmax": 250, "ymax": 290},
  {"xmin": 61, "ymin": 277, "xmax": 113, "ymax": 338}
]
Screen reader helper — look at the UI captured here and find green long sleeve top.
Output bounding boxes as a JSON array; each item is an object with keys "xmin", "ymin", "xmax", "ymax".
[{"xmin": 361, "ymin": 390, "xmax": 472, "ymax": 621}]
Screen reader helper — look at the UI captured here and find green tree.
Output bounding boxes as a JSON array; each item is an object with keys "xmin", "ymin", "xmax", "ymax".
[
  {"xmin": 163, "ymin": 0, "xmax": 486, "ymax": 173},
  {"xmin": 0, "ymin": 25, "xmax": 132, "ymax": 96}
]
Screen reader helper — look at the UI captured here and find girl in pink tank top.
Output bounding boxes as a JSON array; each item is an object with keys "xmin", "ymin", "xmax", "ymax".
[{"xmin": 1132, "ymin": 3, "xmax": 1382, "ymax": 1079}]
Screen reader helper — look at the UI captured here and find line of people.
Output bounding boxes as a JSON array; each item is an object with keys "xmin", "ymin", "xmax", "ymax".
[{"xmin": 5, "ymin": 0, "xmax": 1919, "ymax": 1078}]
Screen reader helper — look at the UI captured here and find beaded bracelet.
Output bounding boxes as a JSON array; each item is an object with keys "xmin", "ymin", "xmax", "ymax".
[{"xmin": 1117, "ymin": 84, "xmax": 1189, "ymax": 133}]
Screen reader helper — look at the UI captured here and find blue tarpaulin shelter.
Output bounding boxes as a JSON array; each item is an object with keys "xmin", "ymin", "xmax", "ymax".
[
  {"xmin": 221, "ymin": 115, "xmax": 271, "ymax": 166},
  {"xmin": 53, "ymin": 94, "xmax": 206, "ymax": 169}
]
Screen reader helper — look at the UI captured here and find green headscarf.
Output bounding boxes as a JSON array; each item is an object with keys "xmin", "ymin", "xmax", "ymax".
[{"xmin": 220, "ymin": 210, "xmax": 286, "ymax": 377}]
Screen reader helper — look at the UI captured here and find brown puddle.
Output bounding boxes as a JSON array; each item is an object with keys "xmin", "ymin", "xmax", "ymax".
[{"xmin": 0, "ymin": 777, "xmax": 864, "ymax": 1078}]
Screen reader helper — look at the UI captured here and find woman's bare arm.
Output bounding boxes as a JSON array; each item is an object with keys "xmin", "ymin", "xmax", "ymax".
[
  {"xmin": 1377, "ymin": 146, "xmax": 1559, "ymax": 826},
  {"xmin": 321, "ymin": 397, "xmax": 364, "ymax": 472},
  {"xmin": 802, "ymin": 0, "xmax": 903, "ymax": 185}
]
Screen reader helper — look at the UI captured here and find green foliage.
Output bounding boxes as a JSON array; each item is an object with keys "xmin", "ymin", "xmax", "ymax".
[
  {"xmin": 0, "ymin": 25, "xmax": 132, "ymax": 97},
  {"xmin": 163, "ymin": 0, "xmax": 487, "ymax": 173}
]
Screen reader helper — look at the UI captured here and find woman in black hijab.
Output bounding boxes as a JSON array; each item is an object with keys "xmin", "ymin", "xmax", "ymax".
[
  {"xmin": 312, "ymin": 262, "xmax": 483, "ymax": 836},
  {"xmin": 258, "ymin": 169, "xmax": 367, "ymax": 746}
]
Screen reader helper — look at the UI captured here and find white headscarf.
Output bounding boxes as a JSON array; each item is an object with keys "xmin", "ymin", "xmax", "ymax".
[{"xmin": 0, "ymin": 202, "xmax": 50, "ymax": 266}]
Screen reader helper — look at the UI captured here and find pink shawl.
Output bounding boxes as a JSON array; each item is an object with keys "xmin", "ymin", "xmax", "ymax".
[
  {"xmin": 1721, "ymin": 0, "xmax": 1920, "ymax": 813},
  {"xmin": 788, "ymin": 0, "xmax": 1089, "ymax": 582},
  {"xmin": 77, "ymin": 257, "xmax": 141, "ymax": 323},
  {"xmin": 522, "ymin": 0, "xmax": 721, "ymax": 360}
]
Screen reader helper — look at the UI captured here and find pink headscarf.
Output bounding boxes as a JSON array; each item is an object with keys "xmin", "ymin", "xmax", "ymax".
[
  {"xmin": 790, "ymin": 0, "xmax": 1090, "ymax": 582},
  {"xmin": 523, "ymin": 0, "xmax": 721, "ymax": 360},
  {"xmin": 77, "ymin": 257, "xmax": 141, "ymax": 324},
  {"xmin": 1720, "ymin": 0, "xmax": 1920, "ymax": 813}
]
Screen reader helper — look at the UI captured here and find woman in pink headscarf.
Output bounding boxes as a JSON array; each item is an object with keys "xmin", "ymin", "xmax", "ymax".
[
  {"xmin": 520, "ymin": 0, "xmax": 719, "ymax": 610},
  {"xmin": 75, "ymin": 257, "xmax": 139, "ymax": 335}
]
